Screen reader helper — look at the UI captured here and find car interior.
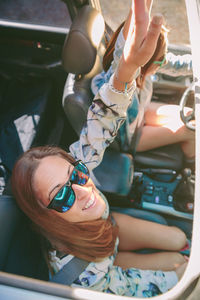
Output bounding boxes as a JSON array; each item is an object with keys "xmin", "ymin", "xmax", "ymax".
[{"xmin": 0, "ymin": 0, "xmax": 199, "ymax": 299}]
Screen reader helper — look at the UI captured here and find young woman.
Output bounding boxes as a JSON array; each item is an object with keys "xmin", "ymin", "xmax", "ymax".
[
  {"xmin": 91, "ymin": 2, "xmax": 194, "ymax": 159},
  {"xmin": 11, "ymin": 0, "xmax": 188, "ymax": 297}
]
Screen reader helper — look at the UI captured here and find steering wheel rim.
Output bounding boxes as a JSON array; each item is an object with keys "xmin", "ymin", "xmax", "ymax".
[{"xmin": 179, "ymin": 82, "xmax": 195, "ymax": 131}]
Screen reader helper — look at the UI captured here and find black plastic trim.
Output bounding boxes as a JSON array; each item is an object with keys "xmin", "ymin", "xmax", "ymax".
[{"xmin": 0, "ymin": 20, "xmax": 69, "ymax": 44}]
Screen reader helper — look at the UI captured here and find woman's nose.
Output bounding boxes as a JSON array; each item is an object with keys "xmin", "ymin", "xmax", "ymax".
[{"xmin": 72, "ymin": 183, "xmax": 92, "ymax": 201}]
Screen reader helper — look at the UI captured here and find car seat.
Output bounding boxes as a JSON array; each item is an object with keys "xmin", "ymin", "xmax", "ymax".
[{"xmin": 0, "ymin": 195, "xmax": 49, "ymax": 280}]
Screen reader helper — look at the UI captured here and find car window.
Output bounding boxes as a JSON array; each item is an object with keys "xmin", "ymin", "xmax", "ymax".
[
  {"xmin": 0, "ymin": 0, "xmax": 72, "ymax": 29},
  {"xmin": 100, "ymin": 0, "xmax": 189, "ymax": 45}
]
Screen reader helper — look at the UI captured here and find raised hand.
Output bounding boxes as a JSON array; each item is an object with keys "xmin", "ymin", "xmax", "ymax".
[{"xmin": 114, "ymin": 0, "xmax": 163, "ymax": 90}]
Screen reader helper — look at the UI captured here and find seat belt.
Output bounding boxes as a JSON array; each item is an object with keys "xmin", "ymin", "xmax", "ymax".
[
  {"xmin": 50, "ymin": 256, "xmax": 89, "ymax": 286},
  {"xmin": 129, "ymin": 119, "xmax": 144, "ymax": 156}
]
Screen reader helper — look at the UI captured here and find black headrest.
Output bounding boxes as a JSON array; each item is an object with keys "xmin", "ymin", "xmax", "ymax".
[
  {"xmin": 74, "ymin": 0, "xmax": 89, "ymax": 7},
  {"xmin": 62, "ymin": 5, "xmax": 105, "ymax": 75}
]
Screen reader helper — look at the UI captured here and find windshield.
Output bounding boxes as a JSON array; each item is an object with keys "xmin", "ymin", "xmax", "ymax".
[{"xmin": 100, "ymin": 0, "xmax": 189, "ymax": 46}]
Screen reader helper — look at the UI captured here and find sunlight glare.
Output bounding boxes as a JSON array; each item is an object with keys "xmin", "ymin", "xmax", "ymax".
[
  {"xmin": 91, "ymin": 14, "xmax": 105, "ymax": 48},
  {"xmin": 156, "ymin": 105, "xmax": 187, "ymax": 133}
]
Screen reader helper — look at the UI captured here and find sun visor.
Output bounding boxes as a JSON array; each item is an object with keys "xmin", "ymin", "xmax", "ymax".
[{"xmin": 62, "ymin": 5, "xmax": 105, "ymax": 75}]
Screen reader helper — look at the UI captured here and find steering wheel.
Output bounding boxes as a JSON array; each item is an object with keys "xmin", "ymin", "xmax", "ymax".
[{"xmin": 179, "ymin": 82, "xmax": 195, "ymax": 131}]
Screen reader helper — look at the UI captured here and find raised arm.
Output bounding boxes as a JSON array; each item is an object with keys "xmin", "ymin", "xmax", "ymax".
[
  {"xmin": 70, "ymin": 0, "xmax": 163, "ymax": 171},
  {"xmin": 123, "ymin": 0, "xmax": 153, "ymax": 40},
  {"xmin": 114, "ymin": 0, "xmax": 163, "ymax": 91}
]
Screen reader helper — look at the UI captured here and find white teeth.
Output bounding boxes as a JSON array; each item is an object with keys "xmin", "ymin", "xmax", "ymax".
[{"xmin": 84, "ymin": 193, "xmax": 95, "ymax": 209}]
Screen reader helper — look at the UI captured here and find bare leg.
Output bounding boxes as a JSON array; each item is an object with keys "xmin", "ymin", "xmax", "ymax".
[
  {"xmin": 112, "ymin": 212, "xmax": 187, "ymax": 271},
  {"xmin": 136, "ymin": 102, "xmax": 195, "ymax": 158},
  {"xmin": 112, "ymin": 212, "xmax": 187, "ymax": 251},
  {"xmin": 114, "ymin": 251, "xmax": 186, "ymax": 271}
]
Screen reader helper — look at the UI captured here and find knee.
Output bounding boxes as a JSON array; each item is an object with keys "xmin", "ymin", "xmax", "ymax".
[
  {"xmin": 171, "ymin": 252, "xmax": 187, "ymax": 269},
  {"xmin": 171, "ymin": 227, "xmax": 187, "ymax": 250}
]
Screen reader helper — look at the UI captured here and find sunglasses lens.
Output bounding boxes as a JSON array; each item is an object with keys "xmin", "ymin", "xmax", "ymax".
[
  {"xmin": 72, "ymin": 162, "xmax": 89, "ymax": 185},
  {"xmin": 47, "ymin": 161, "xmax": 89, "ymax": 213},
  {"xmin": 50, "ymin": 186, "xmax": 75, "ymax": 213}
]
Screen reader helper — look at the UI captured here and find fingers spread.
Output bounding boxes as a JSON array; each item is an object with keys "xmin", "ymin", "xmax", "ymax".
[
  {"xmin": 134, "ymin": 0, "xmax": 148, "ymax": 27},
  {"xmin": 132, "ymin": 0, "xmax": 149, "ymax": 48},
  {"xmin": 146, "ymin": 0, "xmax": 153, "ymax": 13},
  {"xmin": 140, "ymin": 14, "xmax": 163, "ymax": 57}
]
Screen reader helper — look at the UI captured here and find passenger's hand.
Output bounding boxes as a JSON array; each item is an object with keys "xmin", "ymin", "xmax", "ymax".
[{"xmin": 114, "ymin": 0, "xmax": 163, "ymax": 90}]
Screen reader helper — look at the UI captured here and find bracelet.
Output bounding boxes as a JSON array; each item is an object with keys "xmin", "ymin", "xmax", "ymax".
[
  {"xmin": 114, "ymin": 67, "xmax": 141, "ymax": 93},
  {"xmin": 115, "ymin": 76, "xmax": 133, "ymax": 93},
  {"xmin": 115, "ymin": 75, "xmax": 134, "ymax": 85},
  {"xmin": 109, "ymin": 79, "xmax": 136, "ymax": 95}
]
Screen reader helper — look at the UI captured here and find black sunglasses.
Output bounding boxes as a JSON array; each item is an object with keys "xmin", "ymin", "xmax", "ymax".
[{"xmin": 47, "ymin": 160, "xmax": 90, "ymax": 213}]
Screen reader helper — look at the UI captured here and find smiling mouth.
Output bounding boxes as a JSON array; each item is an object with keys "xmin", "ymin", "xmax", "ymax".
[{"xmin": 83, "ymin": 193, "xmax": 95, "ymax": 210}]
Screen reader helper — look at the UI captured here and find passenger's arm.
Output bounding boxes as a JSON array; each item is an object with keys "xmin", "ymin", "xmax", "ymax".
[
  {"xmin": 92, "ymin": 1, "xmax": 154, "ymax": 95},
  {"xmin": 70, "ymin": 76, "xmax": 136, "ymax": 171},
  {"xmin": 123, "ymin": 0, "xmax": 153, "ymax": 40},
  {"xmin": 70, "ymin": 0, "xmax": 163, "ymax": 171}
]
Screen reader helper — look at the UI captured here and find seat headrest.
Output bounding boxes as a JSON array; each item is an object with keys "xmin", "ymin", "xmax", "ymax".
[
  {"xmin": 62, "ymin": 5, "xmax": 105, "ymax": 75},
  {"xmin": 74, "ymin": 0, "xmax": 88, "ymax": 7}
]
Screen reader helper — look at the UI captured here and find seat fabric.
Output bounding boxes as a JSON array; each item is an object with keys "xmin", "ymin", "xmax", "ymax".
[{"xmin": 0, "ymin": 195, "xmax": 48, "ymax": 280}]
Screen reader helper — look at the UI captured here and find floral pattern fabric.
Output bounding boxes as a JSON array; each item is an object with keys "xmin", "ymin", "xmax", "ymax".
[
  {"xmin": 50, "ymin": 237, "xmax": 178, "ymax": 298},
  {"xmin": 69, "ymin": 73, "xmax": 135, "ymax": 172},
  {"xmin": 73, "ymin": 259, "xmax": 178, "ymax": 297}
]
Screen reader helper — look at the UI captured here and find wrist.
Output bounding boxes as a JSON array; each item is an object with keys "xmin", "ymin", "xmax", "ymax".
[{"xmin": 113, "ymin": 67, "xmax": 141, "ymax": 92}]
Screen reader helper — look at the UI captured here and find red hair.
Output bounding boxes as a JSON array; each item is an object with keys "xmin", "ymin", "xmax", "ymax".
[{"xmin": 11, "ymin": 146, "xmax": 118, "ymax": 262}]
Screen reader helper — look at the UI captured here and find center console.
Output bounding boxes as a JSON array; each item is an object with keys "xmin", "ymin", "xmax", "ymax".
[{"xmin": 130, "ymin": 169, "xmax": 194, "ymax": 220}]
